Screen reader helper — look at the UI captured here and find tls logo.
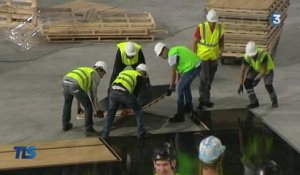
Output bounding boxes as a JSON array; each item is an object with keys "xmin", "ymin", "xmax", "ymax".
[{"xmin": 14, "ymin": 146, "xmax": 37, "ymax": 159}]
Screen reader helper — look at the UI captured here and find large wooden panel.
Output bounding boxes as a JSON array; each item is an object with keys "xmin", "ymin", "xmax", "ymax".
[
  {"xmin": 208, "ymin": 0, "xmax": 275, "ymax": 10},
  {"xmin": 0, "ymin": 138, "xmax": 121, "ymax": 171}
]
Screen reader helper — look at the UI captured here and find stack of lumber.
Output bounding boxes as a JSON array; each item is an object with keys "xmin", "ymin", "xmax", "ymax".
[
  {"xmin": 207, "ymin": 0, "xmax": 289, "ymax": 57},
  {"xmin": 0, "ymin": 0, "xmax": 36, "ymax": 27},
  {"xmin": 38, "ymin": 1, "xmax": 158, "ymax": 42}
]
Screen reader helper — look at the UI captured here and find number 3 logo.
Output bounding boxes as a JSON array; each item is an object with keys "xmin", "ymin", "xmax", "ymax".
[{"xmin": 271, "ymin": 12, "xmax": 281, "ymax": 26}]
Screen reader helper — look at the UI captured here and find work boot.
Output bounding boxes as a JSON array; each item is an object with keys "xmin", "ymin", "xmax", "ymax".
[
  {"xmin": 85, "ymin": 128, "xmax": 98, "ymax": 137},
  {"xmin": 197, "ymin": 102, "xmax": 205, "ymax": 110},
  {"xmin": 272, "ymin": 100, "xmax": 278, "ymax": 108},
  {"xmin": 169, "ymin": 112, "xmax": 185, "ymax": 122},
  {"xmin": 137, "ymin": 131, "xmax": 151, "ymax": 139},
  {"xmin": 63, "ymin": 123, "xmax": 73, "ymax": 131},
  {"xmin": 205, "ymin": 101, "xmax": 214, "ymax": 108},
  {"xmin": 246, "ymin": 101, "xmax": 259, "ymax": 109},
  {"xmin": 184, "ymin": 104, "xmax": 193, "ymax": 113}
]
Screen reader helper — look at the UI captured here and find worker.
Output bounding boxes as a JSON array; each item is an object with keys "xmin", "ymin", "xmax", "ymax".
[
  {"xmin": 238, "ymin": 41, "xmax": 278, "ymax": 108},
  {"xmin": 198, "ymin": 135, "xmax": 226, "ymax": 175},
  {"xmin": 154, "ymin": 42, "xmax": 201, "ymax": 122},
  {"xmin": 193, "ymin": 9, "xmax": 224, "ymax": 110},
  {"xmin": 100, "ymin": 64, "xmax": 150, "ymax": 139},
  {"xmin": 109, "ymin": 41, "xmax": 150, "ymax": 91},
  {"xmin": 152, "ymin": 142, "xmax": 177, "ymax": 175},
  {"xmin": 62, "ymin": 61, "xmax": 107, "ymax": 137}
]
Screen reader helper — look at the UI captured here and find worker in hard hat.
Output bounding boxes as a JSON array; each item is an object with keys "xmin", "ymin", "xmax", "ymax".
[
  {"xmin": 62, "ymin": 61, "xmax": 107, "ymax": 137},
  {"xmin": 152, "ymin": 142, "xmax": 177, "ymax": 175},
  {"xmin": 193, "ymin": 9, "xmax": 224, "ymax": 110},
  {"xmin": 238, "ymin": 41, "xmax": 278, "ymax": 108},
  {"xmin": 198, "ymin": 135, "xmax": 225, "ymax": 175},
  {"xmin": 154, "ymin": 42, "xmax": 201, "ymax": 122},
  {"xmin": 109, "ymin": 41, "xmax": 149, "ymax": 92},
  {"xmin": 100, "ymin": 64, "xmax": 150, "ymax": 139}
]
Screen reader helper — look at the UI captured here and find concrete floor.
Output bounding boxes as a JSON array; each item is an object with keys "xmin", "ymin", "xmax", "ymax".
[{"xmin": 0, "ymin": 0, "xmax": 300, "ymax": 154}]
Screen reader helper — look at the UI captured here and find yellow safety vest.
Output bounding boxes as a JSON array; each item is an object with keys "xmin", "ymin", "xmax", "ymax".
[
  {"xmin": 244, "ymin": 48, "xmax": 275, "ymax": 75},
  {"xmin": 197, "ymin": 21, "xmax": 224, "ymax": 61},
  {"xmin": 65, "ymin": 67, "xmax": 95, "ymax": 92},
  {"xmin": 113, "ymin": 70, "xmax": 141, "ymax": 93},
  {"xmin": 117, "ymin": 42, "xmax": 141, "ymax": 65}
]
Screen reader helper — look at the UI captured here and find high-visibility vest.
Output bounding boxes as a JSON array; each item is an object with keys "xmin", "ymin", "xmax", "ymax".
[
  {"xmin": 117, "ymin": 42, "xmax": 141, "ymax": 65},
  {"xmin": 197, "ymin": 21, "xmax": 224, "ymax": 61},
  {"xmin": 244, "ymin": 48, "xmax": 275, "ymax": 74},
  {"xmin": 168, "ymin": 46, "xmax": 201, "ymax": 74},
  {"xmin": 112, "ymin": 70, "xmax": 141, "ymax": 93},
  {"xmin": 65, "ymin": 67, "xmax": 95, "ymax": 92}
]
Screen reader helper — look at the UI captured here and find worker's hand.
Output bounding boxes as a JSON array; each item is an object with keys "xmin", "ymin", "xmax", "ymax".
[
  {"xmin": 96, "ymin": 110, "xmax": 104, "ymax": 118},
  {"xmin": 166, "ymin": 89, "xmax": 173, "ymax": 96},
  {"xmin": 237, "ymin": 84, "xmax": 243, "ymax": 94},
  {"xmin": 77, "ymin": 108, "xmax": 84, "ymax": 114},
  {"xmin": 252, "ymin": 78, "xmax": 261, "ymax": 87}
]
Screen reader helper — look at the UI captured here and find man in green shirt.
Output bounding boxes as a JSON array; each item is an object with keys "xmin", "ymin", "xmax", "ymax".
[{"xmin": 154, "ymin": 43, "xmax": 201, "ymax": 122}]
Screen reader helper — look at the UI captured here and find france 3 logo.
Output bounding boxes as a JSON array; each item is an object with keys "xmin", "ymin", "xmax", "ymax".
[
  {"xmin": 270, "ymin": 12, "xmax": 281, "ymax": 27},
  {"xmin": 14, "ymin": 146, "xmax": 37, "ymax": 159}
]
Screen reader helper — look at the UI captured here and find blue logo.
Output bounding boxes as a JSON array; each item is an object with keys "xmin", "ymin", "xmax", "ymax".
[
  {"xmin": 14, "ymin": 146, "xmax": 37, "ymax": 159},
  {"xmin": 270, "ymin": 12, "xmax": 281, "ymax": 26}
]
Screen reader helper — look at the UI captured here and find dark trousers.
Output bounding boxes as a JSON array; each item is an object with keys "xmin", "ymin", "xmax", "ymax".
[
  {"xmin": 101, "ymin": 90, "xmax": 146, "ymax": 138},
  {"xmin": 199, "ymin": 60, "xmax": 218, "ymax": 103},
  {"xmin": 244, "ymin": 69, "xmax": 277, "ymax": 104},
  {"xmin": 62, "ymin": 82, "xmax": 93, "ymax": 131}
]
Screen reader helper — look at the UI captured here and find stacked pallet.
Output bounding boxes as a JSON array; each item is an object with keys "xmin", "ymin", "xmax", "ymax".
[
  {"xmin": 38, "ymin": 1, "xmax": 158, "ymax": 42},
  {"xmin": 0, "ymin": 0, "xmax": 36, "ymax": 27},
  {"xmin": 207, "ymin": 0, "xmax": 289, "ymax": 58}
]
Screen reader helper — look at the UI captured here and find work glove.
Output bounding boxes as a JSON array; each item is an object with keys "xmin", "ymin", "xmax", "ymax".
[
  {"xmin": 237, "ymin": 84, "xmax": 243, "ymax": 94},
  {"xmin": 252, "ymin": 78, "xmax": 261, "ymax": 87},
  {"xmin": 77, "ymin": 108, "xmax": 84, "ymax": 114},
  {"xmin": 166, "ymin": 89, "xmax": 173, "ymax": 96},
  {"xmin": 96, "ymin": 110, "xmax": 104, "ymax": 118}
]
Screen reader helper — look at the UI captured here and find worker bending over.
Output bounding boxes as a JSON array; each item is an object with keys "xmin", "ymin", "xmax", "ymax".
[{"xmin": 238, "ymin": 41, "xmax": 278, "ymax": 108}]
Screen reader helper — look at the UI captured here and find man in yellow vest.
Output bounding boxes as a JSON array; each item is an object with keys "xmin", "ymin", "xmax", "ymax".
[
  {"xmin": 193, "ymin": 9, "xmax": 224, "ymax": 110},
  {"xmin": 152, "ymin": 142, "xmax": 177, "ymax": 175},
  {"xmin": 109, "ymin": 41, "xmax": 149, "ymax": 91},
  {"xmin": 100, "ymin": 64, "xmax": 150, "ymax": 139},
  {"xmin": 154, "ymin": 43, "xmax": 201, "ymax": 122},
  {"xmin": 238, "ymin": 41, "xmax": 278, "ymax": 108},
  {"xmin": 62, "ymin": 61, "xmax": 107, "ymax": 137}
]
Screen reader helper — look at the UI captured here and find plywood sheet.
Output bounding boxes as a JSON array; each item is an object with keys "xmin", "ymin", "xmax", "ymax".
[
  {"xmin": 208, "ymin": 0, "xmax": 275, "ymax": 10},
  {"xmin": 0, "ymin": 138, "xmax": 121, "ymax": 171}
]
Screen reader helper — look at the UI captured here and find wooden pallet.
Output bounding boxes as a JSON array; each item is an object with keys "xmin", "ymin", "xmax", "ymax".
[
  {"xmin": 207, "ymin": 0, "xmax": 289, "ymax": 20},
  {"xmin": 46, "ymin": 34, "xmax": 154, "ymax": 42},
  {"xmin": 52, "ymin": 1, "xmax": 125, "ymax": 13},
  {"xmin": 0, "ymin": 4, "xmax": 36, "ymax": 27},
  {"xmin": 6, "ymin": 0, "xmax": 36, "ymax": 8},
  {"xmin": 42, "ymin": 27, "xmax": 149, "ymax": 36},
  {"xmin": 41, "ymin": 12, "xmax": 156, "ymax": 28}
]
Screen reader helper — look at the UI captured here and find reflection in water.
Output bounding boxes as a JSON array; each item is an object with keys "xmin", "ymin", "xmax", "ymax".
[{"xmin": 1, "ymin": 109, "xmax": 299, "ymax": 175}]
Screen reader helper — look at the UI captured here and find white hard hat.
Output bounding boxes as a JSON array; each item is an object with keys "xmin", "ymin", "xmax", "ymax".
[
  {"xmin": 246, "ymin": 41, "xmax": 258, "ymax": 57},
  {"xmin": 136, "ymin": 63, "xmax": 147, "ymax": 72},
  {"xmin": 206, "ymin": 9, "xmax": 218, "ymax": 22},
  {"xmin": 198, "ymin": 136, "xmax": 225, "ymax": 164},
  {"xmin": 94, "ymin": 60, "xmax": 108, "ymax": 73},
  {"xmin": 154, "ymin": 42, "xmax": 166, "ymax": 56},
  {"xmin": 125, "ymin": 42, "xmax": 136, "ymax": 56}
]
